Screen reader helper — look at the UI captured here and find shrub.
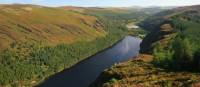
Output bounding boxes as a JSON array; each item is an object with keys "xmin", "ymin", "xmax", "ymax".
[
  {"xmin": 193, "ymin": 49, "xmax": 200, "ymax": 71},
  {"xmin": 172, "ymin": 36, "xmax": 194, "ymax": 70},
  {"xmin": 152, "ymin": 42, "xmax": 174, "ymax": 68},
  {"xmin": 152, "ymin": 36, "xmax": 195, "ymax": 71}
]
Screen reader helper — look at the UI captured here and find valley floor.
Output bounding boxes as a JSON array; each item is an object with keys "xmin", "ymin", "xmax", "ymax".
[{"xmin": 91, "ymin": 54, "xmax": 200, "ymax": 87}]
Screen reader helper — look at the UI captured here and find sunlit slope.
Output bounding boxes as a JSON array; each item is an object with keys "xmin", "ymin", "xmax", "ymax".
[
  {"xmin": 0, "ymin": 4, "xmax": 106, "ymax": 50},
  {"xmin": 91, "ymin": 55, "xmax": 200, "ymax": 87}
]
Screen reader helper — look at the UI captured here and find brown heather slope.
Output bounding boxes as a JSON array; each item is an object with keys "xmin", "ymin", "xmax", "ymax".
[
  {"xmin": 0, "ymin": 4, "xmax": 106, "ymax": 50},
  {"xmin": 91, "ymin": 54, "xmax": 200, "ymax": 87},
  {"xmin": 61, "ymin": 6, "xmax": 130, "ymax": 14},
  {"xmin": 61, "ymin": 6, "xmax": 86, "ymax": 12}
]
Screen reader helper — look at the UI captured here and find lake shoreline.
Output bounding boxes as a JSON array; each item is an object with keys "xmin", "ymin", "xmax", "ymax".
[
  {"xmin": 36, "ymin": 35, "xmax": 126, "ymax": 86},
  {"xmin": 38, "ymin": 36, "xmax": 141, "ymax": 87}
]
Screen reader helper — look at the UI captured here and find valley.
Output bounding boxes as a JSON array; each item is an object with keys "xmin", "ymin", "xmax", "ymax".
[
  {"xmin": 1, "ymin": 3, "xmax": 200, "ymax": 87},
  {"xmin": 93, "ymin": 5, "xmax": 200, "ymax": 87},
  {"xmin": 0, "ymin": 4, "xmax": 157, "ymax": 87}
]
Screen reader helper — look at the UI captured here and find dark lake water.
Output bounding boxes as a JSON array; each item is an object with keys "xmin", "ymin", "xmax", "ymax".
[{"xmin": 39, "ymin": 36, "xmax": 142, "ymax": 87}]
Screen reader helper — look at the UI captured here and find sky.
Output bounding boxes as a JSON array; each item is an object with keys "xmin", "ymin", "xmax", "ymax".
[{"xmin": 0, "ymin": 0, "xmax": 200, "ymax": 7}]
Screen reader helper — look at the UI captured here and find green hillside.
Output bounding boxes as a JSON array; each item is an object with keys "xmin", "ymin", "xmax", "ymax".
[
  {"xmin": 140, "ymin": 5, "xmax": 200, "ymax": 53},
  {"xmin": 93, "ymin": 5, "xmax": 200, "ymax": 87}
]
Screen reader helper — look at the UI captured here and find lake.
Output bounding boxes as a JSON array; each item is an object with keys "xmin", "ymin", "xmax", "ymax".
[{"xmin": 39, "ymin": 36, "xmax": 142, "ymax": 87}]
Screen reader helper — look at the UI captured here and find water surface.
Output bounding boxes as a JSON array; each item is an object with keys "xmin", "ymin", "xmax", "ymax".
[{"xmin": 40, "ymin": 36, "xmax": 142, "ymax": 87}]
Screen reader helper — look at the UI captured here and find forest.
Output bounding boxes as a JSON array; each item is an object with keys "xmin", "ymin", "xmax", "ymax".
[{"xmin": 152, "ymin": 14, "xmax": 200, "ymax": 71}]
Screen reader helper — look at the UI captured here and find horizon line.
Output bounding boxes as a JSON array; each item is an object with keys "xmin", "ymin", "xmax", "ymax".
[{"xmin": 0, "ymin": 3, "xmax": 199, "ymax": 8}]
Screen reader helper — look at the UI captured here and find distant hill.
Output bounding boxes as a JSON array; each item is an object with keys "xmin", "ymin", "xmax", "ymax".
[
  {"xmin": 140, "ymin": 5, "xmax": 200, "ymax": 53},
  {"xmin": 140, "ymin": 5, "xmax": 200, "ymax": 31},
  {"xmin": 0, "ymin": 4, "xmax": 106, "ymax": 50},
  {"xmin": 62, "ymin": 5, "xmax": 168, "ymax": 16}
]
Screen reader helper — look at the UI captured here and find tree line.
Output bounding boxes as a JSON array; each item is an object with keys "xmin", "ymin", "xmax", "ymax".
[{"xmin": 152, "ymin": 18, "xmax": 200, "ymax": 71}]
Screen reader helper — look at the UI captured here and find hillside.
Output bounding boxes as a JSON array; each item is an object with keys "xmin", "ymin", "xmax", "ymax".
[
  {"xmin": 0, "ymin": 4, "xmax": 106, "ymax": 50},
  {"xmin": 1, "ymin": 4, "xmax": 161, "ymax": 86},
  {"xmin": 140, "ymin": 5, "xmax": 200, "ymax": 53},
  {"xmin": 0, "ymin": 4, "xmax": 171, "ymax": 86},
  {"xmin": 0, "ymin": 4, "xmax": 129, "ymax": 87},
  {"xmin": 93, "ymin": 5, "xmax": 200, "ymax": 87},
  {"xmin": 91, "ymin": 55, "xmax": 200, "ymax": 87},
  {"xmin": 140, "ymin": 5, "xmax": 200, "ymax": 32}
]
